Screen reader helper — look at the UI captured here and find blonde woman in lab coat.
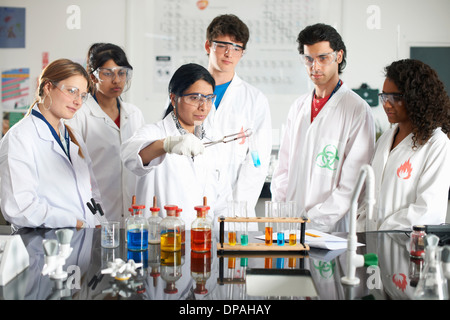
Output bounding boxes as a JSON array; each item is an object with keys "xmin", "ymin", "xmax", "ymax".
[
  {"xmin": 0, "ymin": 59, "xmax": 100, "ymax": 230},
  {"xmin": 67, "ymin": 43, "xmax": 145, "ymax": 226},
  {"xmin": 122, "ymin": 63, "xmax": 231, "ymax": 229},
  {"xmin": 357, "ymin": 59, "xmax": 450, "ymax": 231}
]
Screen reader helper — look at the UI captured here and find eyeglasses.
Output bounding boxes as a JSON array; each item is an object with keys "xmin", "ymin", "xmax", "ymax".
[
  {"xmin": 93, "ymin": 67, "xmax": 133, "ymax": 82},
  {"xmin": 378, "ymin": 93, "xmax": 404, "ymax": 106},
  {"xmin": 212, "ymin": 40, "xmax": 245, "ymax": 56},
  {"xmin": 180, "ymin": 93, "xmax": 216, "ymax": 107},
  {"xmin": 300, "ymin": 51, "xmax": 337, "ymax": 67},
  {"xmin": 54, "ymin": 83, "xmax": 89, "ymax": 103}
]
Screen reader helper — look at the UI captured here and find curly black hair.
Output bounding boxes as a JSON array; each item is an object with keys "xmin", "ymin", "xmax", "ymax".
[{"xmin": 385, "ymin": 59, "xmax": 450, "ymax": 148}]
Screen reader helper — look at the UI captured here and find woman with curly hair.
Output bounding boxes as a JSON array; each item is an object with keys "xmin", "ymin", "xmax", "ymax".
[{"xmin": 357, "ymin": 59, "xmax": 450, "ymax": 231}]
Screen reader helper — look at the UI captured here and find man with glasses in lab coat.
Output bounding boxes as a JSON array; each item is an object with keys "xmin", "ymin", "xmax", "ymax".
[{"xmin": 271, "ymin": 23, "xmax": 375, "ymax": 232}]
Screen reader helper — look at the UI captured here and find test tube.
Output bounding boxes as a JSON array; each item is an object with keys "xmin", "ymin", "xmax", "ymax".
[
  {"xmin": 238, "ymin": 201, "xmax": 248, "ymax": 246},
  {"xmin": 276, "ymin": 202, "xmax": 285, "ymax": 246},
  {"xmin": 227, "ymin": 201, "xmax": 237, "ymax": 246},
  {"xmin": 264, "ymin": 201, "xmax": 273, "ymax": 246},
  {"xmin": 288, "ymin": 201, "xmax": 297, "ymax": 246},
  {"xmin": 248, "ymin": 134, "xmax": 261, "ymax": 168}
]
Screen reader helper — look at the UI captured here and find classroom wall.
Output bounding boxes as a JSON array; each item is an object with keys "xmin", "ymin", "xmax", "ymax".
[
  {"xmin": 1, "ymin": 0, "xmax": 450, "ymax": 145},
  {"xmin": 0, "ymin": 0, "xmax": 127, "ymax": 116}
]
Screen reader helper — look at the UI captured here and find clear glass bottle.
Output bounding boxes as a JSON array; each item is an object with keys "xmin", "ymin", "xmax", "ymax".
[
  {"xmin": 160, "ymin": 205, "xmax": 182, "ymax": 252},
  {"xmin": 191, "ymin": 206, "xmax": 212, "ymax": 252},
  {"xmin": 409, "ymin": 225, "xmax": 426, "ymax": 258},
  {"xmin": 160, "ymin": 250, "xmax": 182, "ymax": 294},
  {"xmin": 191, "ymin": 250, "xmax": 211, "ymax": 295},
  {"xmin": 127, "ymin": 205, "xmax": 149, "ymax": 251},
  {"xmin": 175, "ymin": 208, "xmax": 185, "ymax": 244},
  {"xmin": 124, "ymin": 207, "xmax": 133, "ymax": 243},
  {"xmin": 148, "ymin": 206, "xmax": 162, "ymax": 244}
]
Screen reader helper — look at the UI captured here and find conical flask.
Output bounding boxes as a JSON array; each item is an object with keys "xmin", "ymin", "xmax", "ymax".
[{"xmin": 414, "ymin": 235, "xmax": 448, "ymax": 300}]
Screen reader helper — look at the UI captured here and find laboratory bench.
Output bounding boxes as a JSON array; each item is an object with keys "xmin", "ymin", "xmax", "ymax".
[{"xmin": 0, "ymin": 226, "xmax": 448, "ymax": 304}]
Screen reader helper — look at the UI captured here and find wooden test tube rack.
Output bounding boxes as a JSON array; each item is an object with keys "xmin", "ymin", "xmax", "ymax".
[{"xmin": 217, "ymin": 216, "xmax": 311, "ymax": 254}]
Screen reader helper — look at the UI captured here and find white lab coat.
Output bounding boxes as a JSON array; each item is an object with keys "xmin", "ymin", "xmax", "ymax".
[
  {"xmin": 0, "ymin": 104, "xmax": 100, "ymax": 229},
  {"xmin": 121, "ymin": 114, "xmax": 232, "ymax": 229},
  {"xmin": 66, "ymin": 96, "xmax": 145, "ymax": 225},
  {"xmin": 271, "ymin": 83, "xmax": 375, "ymax": 232},
  {"xmin": 357, "ymin": 125, "xmax": 450, "ymax": 231},
  {"xmin": 203, "ymin": 73, "xmax": 272, "ymax": 220}
]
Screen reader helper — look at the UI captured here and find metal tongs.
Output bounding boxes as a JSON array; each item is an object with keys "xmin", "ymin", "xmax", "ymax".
[{"xmin": 203, "ymin": 128, "xmax": 253, "ymax": 148}]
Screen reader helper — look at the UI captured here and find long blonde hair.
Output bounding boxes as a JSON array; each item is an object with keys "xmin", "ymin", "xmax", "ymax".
[{"xmin": 29, "ymin": 59, "xmax": 92, "ymax": 158}]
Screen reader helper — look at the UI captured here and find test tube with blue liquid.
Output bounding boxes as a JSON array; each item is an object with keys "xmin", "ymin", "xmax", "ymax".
[
  {"xmin": 248, "ymin": 133, "xmax": 261, "ymax": 168},
  {"xmin": 276, "ymin": 202, "xmax": 285, "ymax": 246}
]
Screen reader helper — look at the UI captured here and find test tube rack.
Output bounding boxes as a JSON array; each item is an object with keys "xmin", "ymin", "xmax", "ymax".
[{"xmin": 217, "ymin": 216, "xmax": 310, "ymax": 254}]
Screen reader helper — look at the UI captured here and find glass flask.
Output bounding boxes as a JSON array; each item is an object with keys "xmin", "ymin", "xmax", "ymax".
[
  {"xmin": 414, "ymin": 234, "xmax": 448, "ymax": 300},
  {"xmin": 191, "ymin": 206, "xmax": 212, "ymax": 252},
  {"xmin": 160, "ymin": 205, "xmax": 182, "ymax": 252},
  {"xmin": 126, "ymin": 204, "xmax": 149, "ymax": 251},
  {"xmin": 148, "ymin": 206, "xmax": 162, "ymax": 244}
]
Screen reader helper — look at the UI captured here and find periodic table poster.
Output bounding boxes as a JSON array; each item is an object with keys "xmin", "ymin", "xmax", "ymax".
[{"xmin": 150, "ymin": 0, "xmax": 319, "ymax": 95}]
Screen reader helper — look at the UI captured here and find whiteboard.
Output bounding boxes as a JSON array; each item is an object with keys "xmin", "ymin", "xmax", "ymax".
[{"xmin": 147, "ymin": 0, "xmax": 319, "ymax": 95}]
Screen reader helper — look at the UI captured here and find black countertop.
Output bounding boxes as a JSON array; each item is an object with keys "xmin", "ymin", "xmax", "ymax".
[{"xmin": 0, "ymin": 227, "xmax": 448, "ymax": 306}]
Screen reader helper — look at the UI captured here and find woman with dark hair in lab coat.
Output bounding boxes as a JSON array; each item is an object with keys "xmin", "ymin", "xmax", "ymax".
[
  {"xmin": 0, "ymin": 59, "xmax": 101, "ymax": 230},
  {"xmin": 121, "ymin": 63, "xmax": 231, "ymax": 229},
  {"xmin": 67, "ymin": 43, "xmax": 145, "ymax": 226},
  {"xmin": 357, "ymin": 59, "xmax": 450, "ymax": 231}
]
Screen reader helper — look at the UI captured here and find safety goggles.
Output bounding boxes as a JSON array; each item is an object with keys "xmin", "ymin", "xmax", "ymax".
[
  {"xmin": 378, "ymin": 92, "xmax": 404, "ymax": 106},
  {"xmin": 54, "ymin": 83, "xmax": 89, "ymax": 103},
  {"xmin": 92, "ymin": 67, "xmax": 133, "ymax": 83},
  {"xmin": 180, "ymin": 93, "xmax": 216, "ymax": 107},
  {"xmin": 212, "ymin": 40, "xmax": 245, "ymax": 56},
  {"xmin": 300, "ymin": 51, "xmax": 337, "ymax": 67}
]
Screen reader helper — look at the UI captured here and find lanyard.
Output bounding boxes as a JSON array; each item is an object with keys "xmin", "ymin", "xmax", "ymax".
[
  {"xmin": 31, "ymin": 109, "xmax": 71, "ymax": 162},
  {"xmin": 313, "ymin": 79, "xmax": 342, "ymax": 103}
]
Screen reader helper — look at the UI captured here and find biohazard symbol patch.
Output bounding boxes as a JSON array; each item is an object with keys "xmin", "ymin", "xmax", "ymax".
[{"xmin": 316, "ymin": 145, "xmax": 339, "ymax": 171}]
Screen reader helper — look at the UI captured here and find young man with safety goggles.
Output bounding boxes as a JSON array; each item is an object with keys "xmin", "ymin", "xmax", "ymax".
[
  {"xmin": 202, "ymin": 14, "xmax": 273, "ymax": 225},
  {"xmin": 271, "ymin": 23, "xmax": 376, "ymax": 233}
]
